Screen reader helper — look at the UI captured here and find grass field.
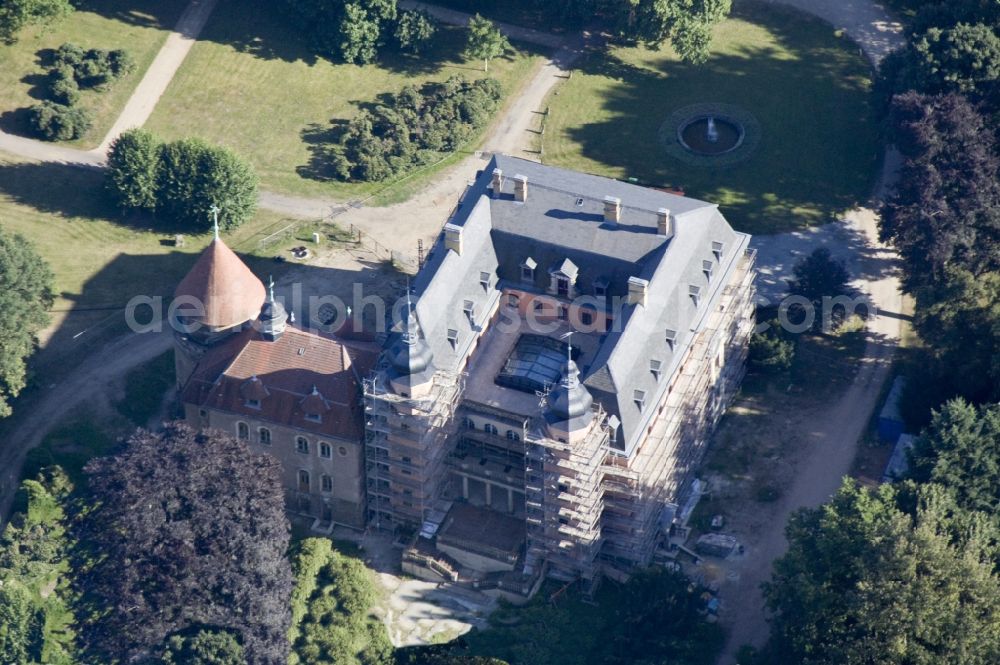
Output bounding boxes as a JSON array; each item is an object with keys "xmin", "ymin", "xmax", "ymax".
[
  {"xmin": 0, "ymin": 155, "xmax": 308, "ymax": 381},
  {"xmin": 0, "ymin": 0, "xmax": 187, "ymax": 148},
  {"xmin": 144, "ymin": 0, "xmax": 544, "ymax": 200},
  {"xmin": 542, "ymin": 2, "xmax": 880, "ymax": 235}
]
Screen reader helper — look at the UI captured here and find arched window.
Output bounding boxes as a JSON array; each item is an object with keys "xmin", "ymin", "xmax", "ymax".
[
  {"xmin": 237, "ymin": 422, "xmax": 249, "ymax": 440},
  {"xmin": 259, "ymin": 427, "xmax": 271, "ymax": 445},
  {"xmin": 506, "ymin": 429, "xmax": 520, "ymax": 442},
  {"xmin": 321, "ymin": 475, "xmax": 333, "ymax": 492},
  {"xmin": 296, "ymin": 437, "xmax": 309, "ymax": 454},
  {"xmin": 319, "ymin": 442, "xmax": 332, "ymax": 458},
  {"xmin": 298, "ymin": 470, "xmax": 310, "ymax": 492}
]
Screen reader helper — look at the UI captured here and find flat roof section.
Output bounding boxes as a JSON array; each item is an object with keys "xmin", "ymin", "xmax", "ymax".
[{"xmin": 437, "ymin": 502, "xmax": 526, "ymax": 562}]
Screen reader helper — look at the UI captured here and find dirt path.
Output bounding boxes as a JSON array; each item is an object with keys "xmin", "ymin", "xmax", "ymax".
[
  {"xmin": 714, "ymin": 4, "xmax": 906, "ymax": 658},
  {"xmin": 94, "ymin": 0, "xmax": 220, "ymax": 155},
  {"xmin": 0, "ymin": 329, "xmax": 172, "ymax": 521},
  {"xmin": 756, "ymin": 0, "xmax": 904, "ymax": 65}
]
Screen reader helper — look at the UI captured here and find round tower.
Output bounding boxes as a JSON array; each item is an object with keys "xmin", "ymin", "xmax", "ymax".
[{"xmin": 172, "ymin": 228, "xmax": 265, "ymax": 389}]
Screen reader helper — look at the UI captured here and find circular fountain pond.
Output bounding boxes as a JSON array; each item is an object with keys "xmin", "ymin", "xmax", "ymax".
[{"xmin": 677, "ymin": 115, "xmax": 745, "ymax": 156}]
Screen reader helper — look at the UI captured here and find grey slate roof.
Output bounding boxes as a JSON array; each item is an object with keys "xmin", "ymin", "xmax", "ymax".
[{"xmin": 406, "ymin": 155, "xmax": 751, "ymax": 455}]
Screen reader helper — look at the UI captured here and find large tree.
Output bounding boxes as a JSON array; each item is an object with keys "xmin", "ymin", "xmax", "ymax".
[
  {"xmin": 78, "ymin": 423, "xmax": 293, "ymax": 665},
  {"xmin": 0, "ymin": 230, "xmax": 54, "ymax": 418},
  {"xmin": 615, "ymin": 0, "xmax": 732, "ymax": 63},
  {"xmin": 880, "ymin": 92, "xmax": 1000, "ymax": 292},
  {"xmin": 153, "ymin": 137, "xmax": 259, "ymax": 231},
  {"xmin": 908, "ymin": 398, "xmax": 1000, "ymax": 514},
  {"xmin": 912, "ymin": 22, "xmax": 1000, "ymax": 96},
  {"xmin": 106, "ymin": 128, "xmax": 160, "ymax": 211},
  {"xmin": 763, "ymin": 480, "xmax": 1000, "ymax": 664},
  {"xmin": 465, "ymin": 14, "xmax": 510, "ymax": 72},
  {"xmin": 786, "ymin": 247, "xmax": 852, "ymax": 332},
  {"xmin": 911, "ymin": 268, "xmax": 1000, "ymax": 404},
  {"xmin": 0, "ymin": 0, "xmax": 72, "ymax": 44}
]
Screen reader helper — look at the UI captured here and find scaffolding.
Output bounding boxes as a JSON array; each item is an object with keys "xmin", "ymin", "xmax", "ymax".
[
  {"xmin": 598, "ymin": 249, "xmax": 756, "ymax": 571},
  {"xmin": 363, "ymin": 368, "xmax": 464, "ymax": 530},
  {"xmin": 524, "ymin": 403, "xmax": 610, "ymax": 582}
]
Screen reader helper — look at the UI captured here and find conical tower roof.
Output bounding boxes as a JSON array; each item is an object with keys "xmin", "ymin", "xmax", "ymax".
[{"xmin": 175, "ymin": 237, "xmax": 265, "ymax": 330}]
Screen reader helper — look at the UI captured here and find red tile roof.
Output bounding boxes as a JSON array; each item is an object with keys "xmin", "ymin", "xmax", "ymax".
[
  {"xmin": 182, "ymin": 326, "xmax": 379, "ymax": 441},
  {"xmin": 175, "ymin": 239, "xmax": 266, "ymax": 329}
]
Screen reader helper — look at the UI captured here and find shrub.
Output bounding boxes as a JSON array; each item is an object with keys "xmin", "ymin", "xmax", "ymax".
[
  {"xmin": 748, "ymin": 323, "xmax": 795, "ymax": 374},
  {"xmin": 28, "ymin": 100, "xmax": 91, "ymax": 141},
  {"xmin": 49, "ymin": 73, "xmax": 79, "ymax": 105},
  {"xmin": 52, "ymin": 41, "xmax": 85, "ymax": 69},
  {"xmin": 333, "ymin": 76, "xmax": 503, "ymax": 182}
]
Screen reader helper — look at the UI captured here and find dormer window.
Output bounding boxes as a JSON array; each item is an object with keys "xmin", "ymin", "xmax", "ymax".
[
  {"xmin": 447, "ymin": 328, "xmax": 459, "ymax": 348},
  {"xmin": 712, "ymin": 241, "xmax": 724, "ymax": 260},
  {"xmin": 650, "ymin": 359, "xmax": 662, "ymax": 380},
  {"xmin": 556, "ymin": 277, "xmax": 569, "ymax": 298},
  {"xmin": 633, "ymin": 390, "xmax": 646, "ymax": 410},
  {"xmin": 463, "ymin": 299, "xmax": 475, "ymax": 324},
  {"xmin": 521, "ymin": 257, "xmax": 537, "ymax": 282},
  {"xmin": 593, "ymin": 278, "xmax": 609, "ymax": 298},
  {"xmin": 689, "ymin": 285, "xmax": 701, "ymax": 306},
  {"xmin": 479, "ymin": 271, "xmax": 491, "ymax": 291},
  {"xmin": 305, "ymin": 413, "xmax": 322, "ymax": 423},
  {"xmin": 703, "ymin": 260, "xmax": 714, "ymax": 280},
  {"xmin": 246, "ymin": 398, "xmax": 260, "ymax": 409},
  {"xmin": 665, "ymin": 328, "xmax": 677, "ymax": 350}
]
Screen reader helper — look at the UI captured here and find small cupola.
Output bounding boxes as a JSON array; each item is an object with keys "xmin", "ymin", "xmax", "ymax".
[{"xmin": 258, "ymin": 277, "xmax": 288, "ymax": 341}]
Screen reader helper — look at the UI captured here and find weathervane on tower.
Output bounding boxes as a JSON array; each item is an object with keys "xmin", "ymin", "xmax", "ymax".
[{"xmin": 209, "ymin": 204, "xmax": 221, "ymax": 240}]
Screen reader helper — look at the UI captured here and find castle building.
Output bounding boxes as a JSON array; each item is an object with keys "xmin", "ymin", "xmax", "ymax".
[
  {"xmin": 175, "ymin": 234, "xmax": 377, "ymax": 530},
  {"xmin": 175, "ymin": 155, "xmax": 755, "ymax": 589},
  {"xmin": 366, "ymin": 156, "xmax": 756, "ymax": 585}
]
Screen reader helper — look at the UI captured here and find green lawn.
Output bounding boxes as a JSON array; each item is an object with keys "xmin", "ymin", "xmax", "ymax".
[
  {"xmin": 0, "ymin": 155, "xmax": 304, "ymax": 382},
  {"xmin": 542, "ymin": 2, "xmax": 880, "ymax": 235},
  {"xmin": 145, "ymin": 0, "xmax": 544, "ymax": 201},
  {"xmin": 0, "ymin": 0, "xmax": 187, "ymax": 148}
]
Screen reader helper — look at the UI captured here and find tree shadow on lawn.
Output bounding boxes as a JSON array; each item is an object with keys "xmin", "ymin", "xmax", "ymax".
[
  {"xmin": 559, "ymin": 3, "xmax": 880, "ymax": 235},
  {"xmin": 297, "ymin": 120, "xmax": 350, "ymax": 183},
  {"xmin": 0, "ymin": 161, "xmax": 164, "ymax": 234},
  {"xmin": 75, "ymin": 0, "xmax": 189, "ymax": 31}
]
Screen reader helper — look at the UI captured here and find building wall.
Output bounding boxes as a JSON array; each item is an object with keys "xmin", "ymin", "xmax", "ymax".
[{"xmin": 183, "ymin": 404, "xmax": 366, "ymax": 528}]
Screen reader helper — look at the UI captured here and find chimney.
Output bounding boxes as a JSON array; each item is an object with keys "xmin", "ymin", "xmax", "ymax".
[
  {"xmin": 513, "ymin": 174, "xmax": 528, "ymax": 202},
  {"xmin": 604, "ymin": 196, "xmax": 621, "ymax": 224},
  {"xmin": 657, "ymin": 208, "xmax": 673, "ymax": 236},
  {"xmin": 491, "ymin": 168, "xmax": 504, "ymax": 197},
  {"xmin": 444, "ymin": 223, "xmax": 463, "ymax": 255},
  {"xmin": 627, "ymin": 276, "xmax": 649, "ymax": 307}
]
